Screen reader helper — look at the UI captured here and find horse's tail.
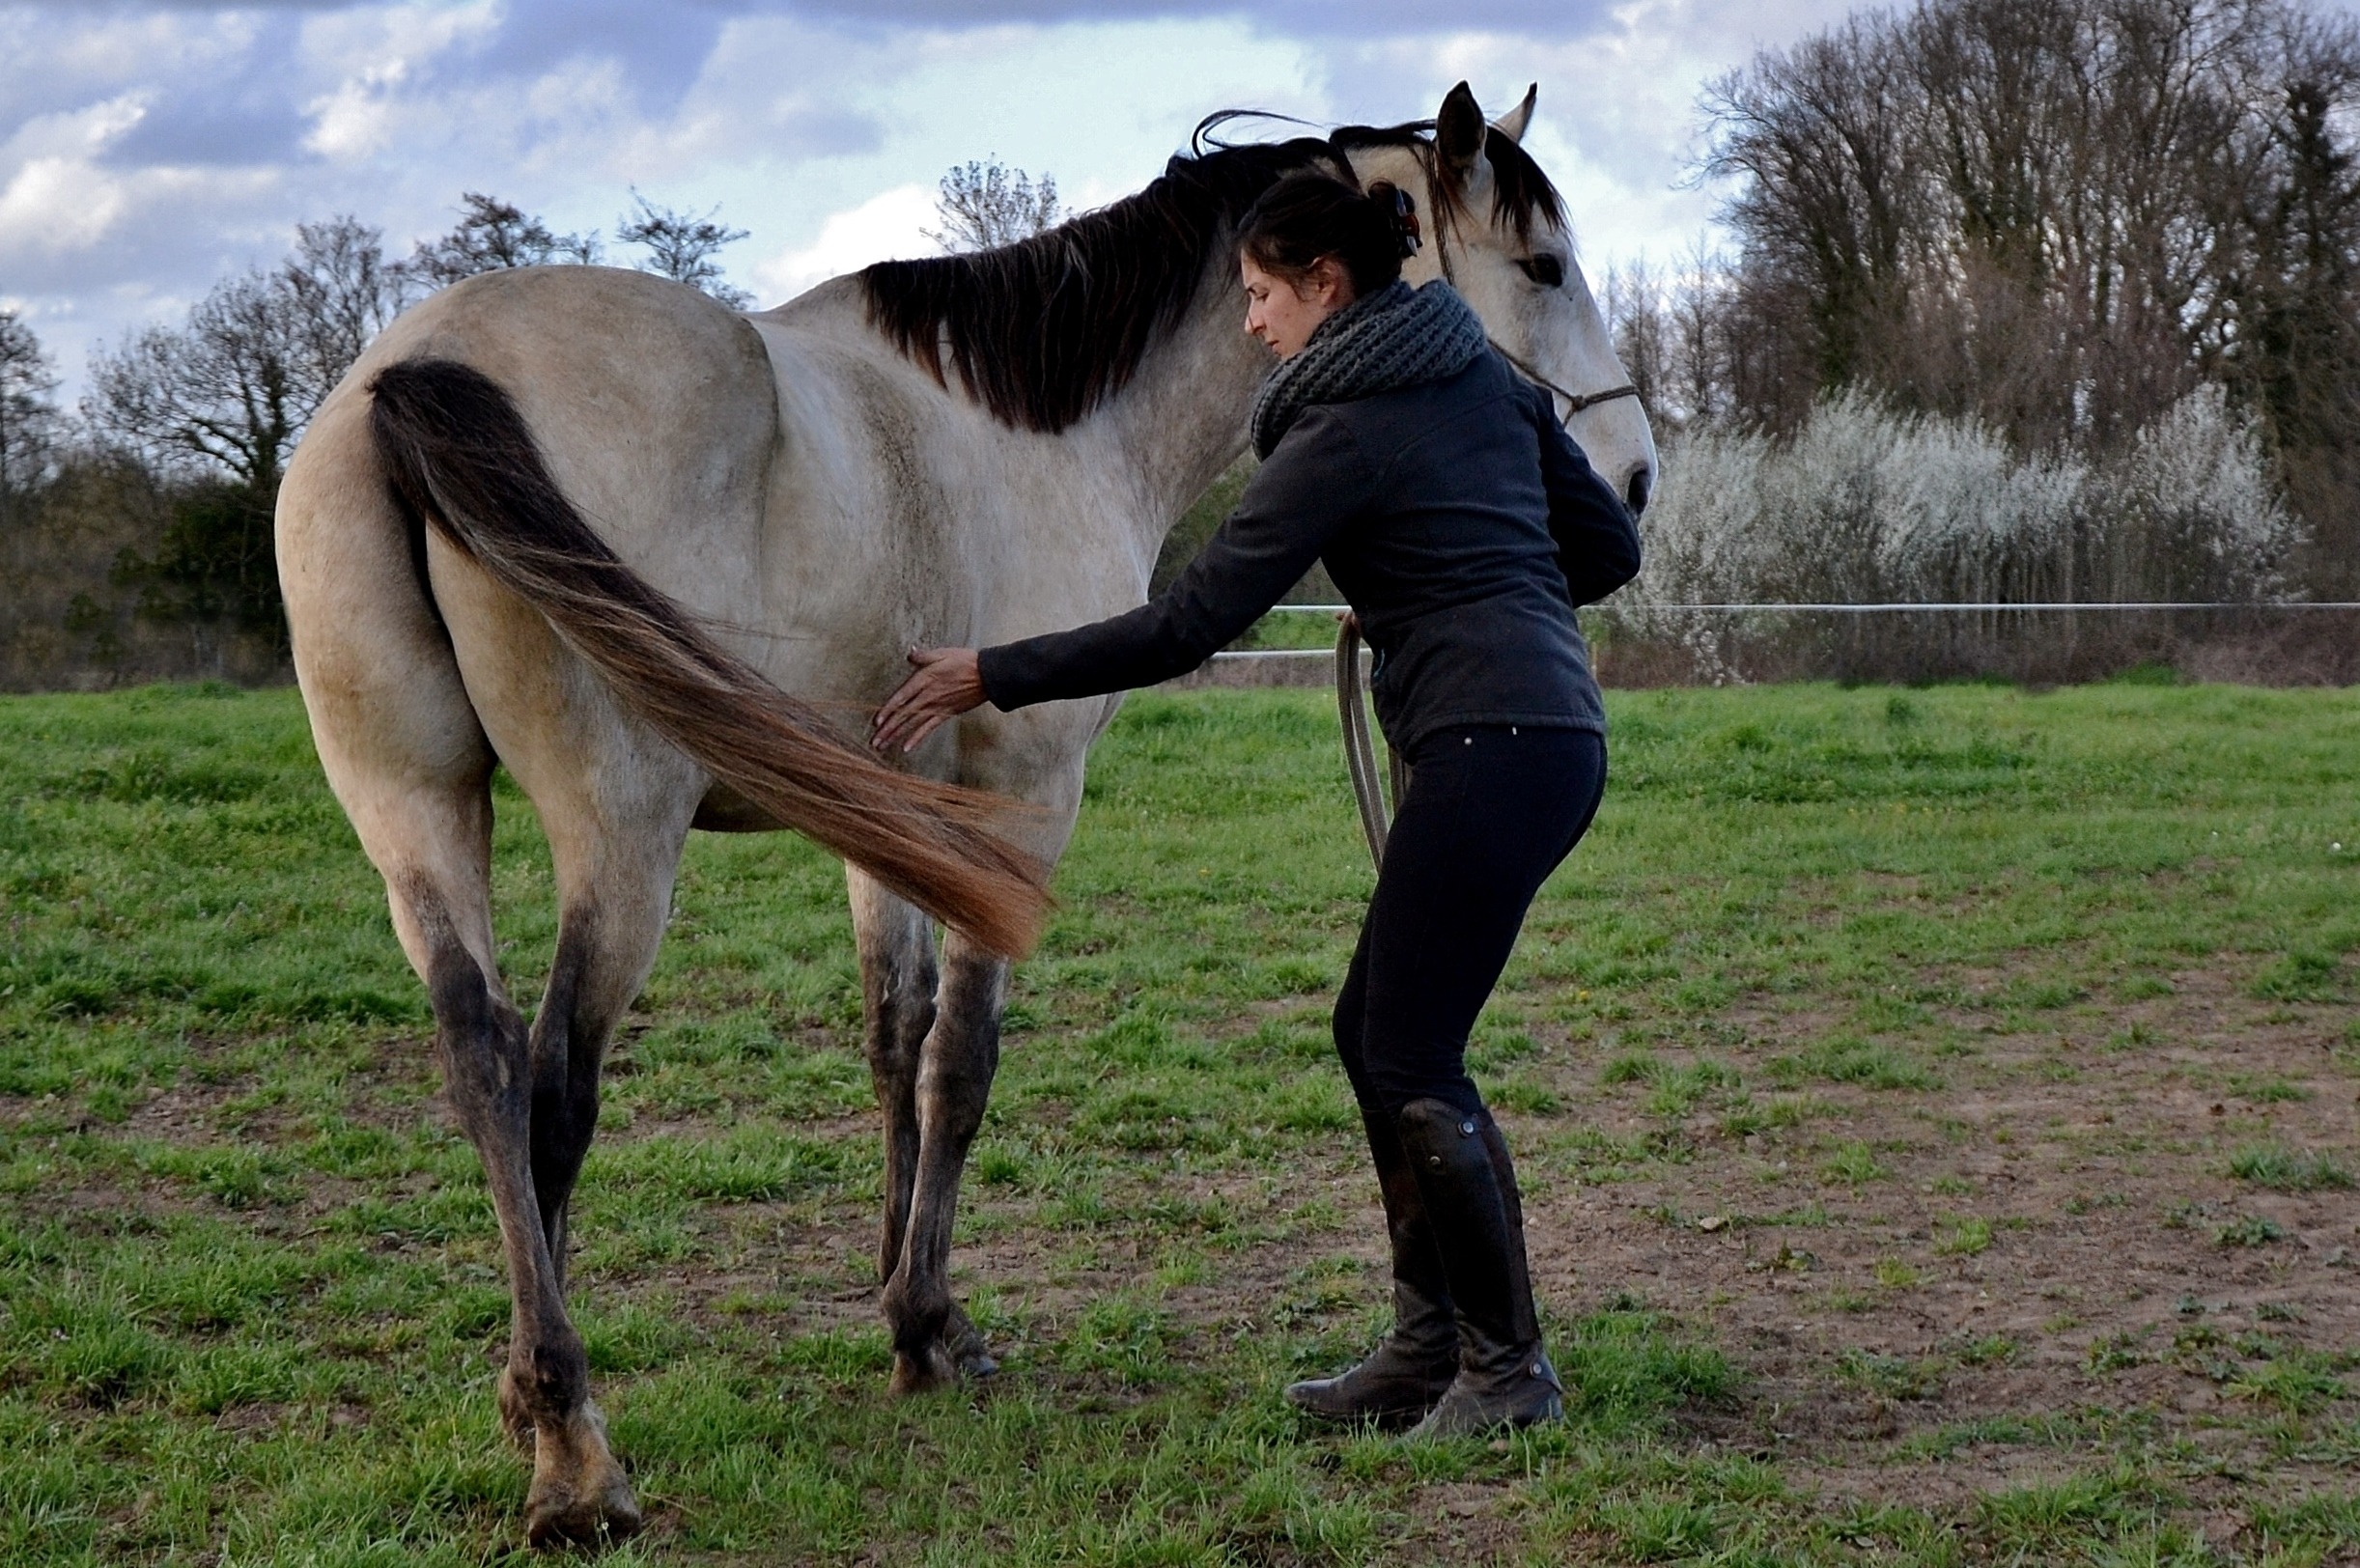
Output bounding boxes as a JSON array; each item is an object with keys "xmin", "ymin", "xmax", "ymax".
[{"xmin": 367, "ymin": 356, "xmax": 1050, "ymax": 959}]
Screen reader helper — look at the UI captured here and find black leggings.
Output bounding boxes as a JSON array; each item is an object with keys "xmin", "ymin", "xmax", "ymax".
[{"xmin": 1332, "ymin": 724, "xmax": 1607, "ymax": 1117}]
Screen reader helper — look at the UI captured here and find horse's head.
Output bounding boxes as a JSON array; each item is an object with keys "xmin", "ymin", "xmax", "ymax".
[{"xmin": 1340, "ymin": 83, "xmax": 1657, "ymax": 516}]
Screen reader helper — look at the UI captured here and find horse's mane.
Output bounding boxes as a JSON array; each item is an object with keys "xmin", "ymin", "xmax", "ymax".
[{"xmin": 858, "ymin": 114, "xmax": 1563, "ymax": 434}]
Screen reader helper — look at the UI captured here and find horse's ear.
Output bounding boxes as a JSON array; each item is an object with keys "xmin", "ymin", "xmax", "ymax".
[
  {"xmin": 1493, "ymin": 83, "xmax": 1537, "ymax": 144},
  {"xmin": 1436, "ymin": 82, "xmax": 1486, "ymax": 179}
]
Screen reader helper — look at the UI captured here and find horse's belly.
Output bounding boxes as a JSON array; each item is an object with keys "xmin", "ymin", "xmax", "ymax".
[{"xmin": 690, "ymin": 782, "xmax": 786, "ymax": 832}]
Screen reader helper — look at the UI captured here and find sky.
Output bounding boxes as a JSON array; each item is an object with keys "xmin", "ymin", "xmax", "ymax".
[{"xmin": 1, "ymin": 0, "xmax": 1873, "ymax": 400}]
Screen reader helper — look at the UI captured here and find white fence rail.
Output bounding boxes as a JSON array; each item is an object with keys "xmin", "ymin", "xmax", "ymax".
[{"xmin": 1206, "ymin": 602, "xmax": 2360, "ymax": 661}]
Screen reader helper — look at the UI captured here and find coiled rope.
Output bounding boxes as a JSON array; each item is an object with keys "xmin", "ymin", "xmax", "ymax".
[{"xmin": 1335, "ymin": 621, "xmax": 1407, "ymax": 868}]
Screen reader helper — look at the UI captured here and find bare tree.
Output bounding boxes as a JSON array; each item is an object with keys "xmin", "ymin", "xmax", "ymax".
[
  {"xmin": 0, "ymin": 308, "xmax": 61, "ymax": 525},
  {"xmin": 1703, "ymin": 15, "xmax": 1926, "ymax": 434},
  {"xmin": 927, "ymin": 160, "xmax": 1061, "ymax": 252},
  {"xmin": 1700, "ymin": 0, "xmax": 2360, "ymax": 457},
  {"xmin": 1672, "ymin": 238, "xmax": 1735, "ymax": 430},
  {"xmin": 283, "ymin": 215, "xmax": 413, "ymax": 388},
  {"xmin": 405, "ymin": 192, "xmax": 601, "ymax": 288},
  {"xmin": 85, "ymin": 217, "xmax": 412, "ymax": 634},
  {"xmin": 617, "ymin": 192, "xmax": 752, "ymax": 306},
  {"xmin": 1604, "ymin": 260, "xmax": 1673, "ymax": 430},
  {"xmin": 90, "ymin": 275, "xmax": 309, "ymax": 490}
]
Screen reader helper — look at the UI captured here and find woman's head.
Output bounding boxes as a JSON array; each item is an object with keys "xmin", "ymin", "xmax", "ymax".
[{"xmin": 1237, "ymin": 172, "xmax": 1419, "ymax": 359}]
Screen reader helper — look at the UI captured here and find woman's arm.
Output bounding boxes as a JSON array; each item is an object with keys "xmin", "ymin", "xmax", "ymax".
[
  {"xmin": 873, "ymin": 410, "xmax": 1376, "ymax": 753},
  {"xmin": 1531, "ymin": 385, "xmax": 1642, "ymax": 605}
]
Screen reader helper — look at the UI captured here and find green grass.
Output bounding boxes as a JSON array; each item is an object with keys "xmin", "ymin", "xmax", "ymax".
[
  {"xmin": 2229, "ymin": 1141, "xmax": 2355, "ymax": 1191},
  {"xmin": 3, "ymin": 679, "xmax": 2359, "ymax": 1563},
  {"xmin": 1932, "ymin": 1215, "xmax": 1993, "ymax": 1257}
]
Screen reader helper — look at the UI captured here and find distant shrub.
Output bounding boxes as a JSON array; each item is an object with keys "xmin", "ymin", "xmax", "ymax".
[{"xmin": 1605, "ymin": 386, "xmax": 2304, "ymax": 684}]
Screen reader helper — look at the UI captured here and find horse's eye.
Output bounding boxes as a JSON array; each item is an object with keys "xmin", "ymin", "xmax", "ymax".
[{"xmin": 1517, "ymin": 255, "xmax": 1565, "ymax": 289}]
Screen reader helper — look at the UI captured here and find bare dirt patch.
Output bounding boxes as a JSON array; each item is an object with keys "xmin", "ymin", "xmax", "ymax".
[{"xmin": 1486, "ymin": 961, "xmax": 2359, "ymax": 1510}]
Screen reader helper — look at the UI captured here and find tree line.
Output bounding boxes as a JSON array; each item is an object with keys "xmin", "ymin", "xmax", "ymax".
[
  {"xmin": 0, "ymin": 194, "xmax": 749, "ymax": 683},
  {"xmin": 0, "ymin": 165, "xmax": 1080, "ymax": 689},
  {"xmin": 1609, "ymin": 0, "xmax": 2360, "ymax": 602}
]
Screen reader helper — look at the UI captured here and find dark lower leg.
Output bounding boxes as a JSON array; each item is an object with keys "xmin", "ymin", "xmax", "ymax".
[
  {"xmin": 1286, "ymin": 922, "xmax": 1459, "ymax": 1423},
  {"xmin": 526, "ymin": 914, "xmax": 603, "ymax": 1290},
  {"xmin": 1285, "ymin": 1104, "xmax": 1461, "ymax": 1423},
  {"xmin": 851, "ymin": 873, "xmax": 938, "ymax": 1295},
  {"xmin": 426, "ymin": 928, "xmax": 635, "ymax": 1542},
  {"xmin": 883, "ymin": 937, "xmax": 1003, "ymax": 1393}
]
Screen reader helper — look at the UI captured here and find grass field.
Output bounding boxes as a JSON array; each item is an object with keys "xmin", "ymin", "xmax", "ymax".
[{"xmin": 3, "ymin": 679, "xmax": 2357, "ymax": 1565}]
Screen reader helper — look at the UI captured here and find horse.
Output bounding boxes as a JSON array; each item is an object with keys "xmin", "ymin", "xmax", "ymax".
[{"xmin": 275, "ymin": 80, "xmax": 1655, "ymax": 1546}]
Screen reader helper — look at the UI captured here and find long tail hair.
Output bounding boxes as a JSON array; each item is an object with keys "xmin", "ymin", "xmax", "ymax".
[{"xmin": 368, "ymin": 357, "xmax": 1050, "ymax": 959}]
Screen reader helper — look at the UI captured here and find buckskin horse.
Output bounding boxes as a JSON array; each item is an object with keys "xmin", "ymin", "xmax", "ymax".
[{"xmin": 275, "ymin": 82, "xmax": 1655, "ymax": 1544}]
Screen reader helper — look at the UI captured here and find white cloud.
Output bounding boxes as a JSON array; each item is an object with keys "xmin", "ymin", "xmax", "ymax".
[
  {"xmin": 0, "ymin": 0, "xmax": 1891, "ymax": 402},
  {"xmin": 295, "ymin": 6, "xmax": 503, "ymax": 162},
  {"xmin": 752, "ymin": 182, "xmax": 940, "ymax": 303},
  {"xmin": 0, "ymin": 95, "xmax": 149, "ymax": 256},
  {"xmin": 295, "ymin": 2, "xmax": 499, "ymax": 83}
]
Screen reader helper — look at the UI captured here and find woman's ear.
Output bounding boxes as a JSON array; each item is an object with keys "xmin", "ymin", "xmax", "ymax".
[{"xmin": 1306, "ymin": 255, "xmax": 1353, "ymax": 308}]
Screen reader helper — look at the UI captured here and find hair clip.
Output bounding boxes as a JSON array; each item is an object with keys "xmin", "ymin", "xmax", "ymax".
[{"xmin": 1391, "ymin": 187, "xmax": 1422, "ymax": 257}]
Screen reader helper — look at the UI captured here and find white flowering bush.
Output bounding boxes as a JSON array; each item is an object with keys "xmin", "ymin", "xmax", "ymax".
[
  {"xmin": 2108, "ymin": 384, "xmax": 2303, "ymax": 604},
  {"xmin": 1606, "ymin": 385, "xmax": 2302, "ymax": 682}
]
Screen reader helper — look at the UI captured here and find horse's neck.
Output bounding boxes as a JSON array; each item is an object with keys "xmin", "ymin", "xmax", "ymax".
[
  {"xmin": 1087, "ymin": 275, "xmax": 1271, "ymax": 571},
  {"xmin": 777, "ymin": 269, "xmax": 1265, "ymax": 582}
]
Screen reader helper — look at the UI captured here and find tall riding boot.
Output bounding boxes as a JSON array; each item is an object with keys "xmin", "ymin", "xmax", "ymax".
[
  {"xmin": 1394, "ymin": 1099, "xmax": 1563, "ymax": 1437},
  {"xmin": 1285, "ymin": 1108, "xmax": 1461, "ymax": 1425}
]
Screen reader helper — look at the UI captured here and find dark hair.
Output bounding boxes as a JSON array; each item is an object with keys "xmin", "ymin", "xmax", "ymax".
[{"xmin": 1236, "ymin": 172, "xmax": 1419, "ymax": 296}]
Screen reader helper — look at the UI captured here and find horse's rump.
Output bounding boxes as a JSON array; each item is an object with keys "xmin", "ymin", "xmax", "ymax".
[{"xmin": 367, "ymin": 356, "xmax": 1050, "ymax": 959}]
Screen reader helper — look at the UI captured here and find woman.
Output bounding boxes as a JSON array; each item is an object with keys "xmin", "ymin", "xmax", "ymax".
[{"xmin": 873, "ymin": 171, "xmax": 1641, "ymax": 1436}]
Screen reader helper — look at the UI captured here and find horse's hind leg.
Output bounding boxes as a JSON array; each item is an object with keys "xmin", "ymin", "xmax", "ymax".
[
  {"xmin": 515, "ymin": 766, "xmax": 696, "ymax": 1302},
  {"xmin": 307, "ymin": 742, "xmax": 641, "ymax": 1545},
  {"xmin": 283, "ymin": 422, "xmax": 639, "ymax": 1547},
  {"xmin": 426, "ymin": 595, "xmax": 700, "ymax": 1542},
  {"xmin": 487, "ymin": 789, "xmax": 688, "ymax": 1545},
  {"xmin": 415, "ymin": 881, "xmax": 640, "ymax": 1549},
  {"xmin": 313, "ymin": 772, "xmax": 645, "ymax": 1545}
]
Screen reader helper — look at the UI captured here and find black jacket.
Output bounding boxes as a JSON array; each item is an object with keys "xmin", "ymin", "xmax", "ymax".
[{"xmin": 978, "ymin": 349, "xmax": 1641, "ymax": 750}]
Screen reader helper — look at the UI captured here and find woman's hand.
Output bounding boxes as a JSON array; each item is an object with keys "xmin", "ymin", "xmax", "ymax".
[{"xmin": 872, "ymin": 646, "xmax": 987, "ymax": 754}]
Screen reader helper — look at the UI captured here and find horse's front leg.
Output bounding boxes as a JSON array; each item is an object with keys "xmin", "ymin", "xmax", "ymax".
[
  {"xmin": 880, "ymin": 928, "xmax": 1007, "ymax": 1394},
  {"xmin": 848, "ymin": 869, "xmax": 952, "ymax": 1384}
]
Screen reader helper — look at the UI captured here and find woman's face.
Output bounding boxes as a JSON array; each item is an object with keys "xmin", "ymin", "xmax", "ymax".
[{"xmin": 1241, "ymin": 254, "xmax": 1355, "ymax": 360}]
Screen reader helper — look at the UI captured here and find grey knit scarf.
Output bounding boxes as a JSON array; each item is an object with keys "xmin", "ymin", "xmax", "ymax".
[{"xmin": 1249, "ymin": 280, "xmax": 1489, "ymax": 459}]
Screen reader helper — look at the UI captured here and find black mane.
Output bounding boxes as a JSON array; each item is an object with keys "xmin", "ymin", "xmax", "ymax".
[{"xmin": 858, "ymin": 114, "xmax": 1563, "ymax": 434}]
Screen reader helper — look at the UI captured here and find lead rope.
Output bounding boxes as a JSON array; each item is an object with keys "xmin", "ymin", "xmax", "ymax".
[{"xmin": 1335, "ymin": 621, "xmax": 1407, "ymax": 868}]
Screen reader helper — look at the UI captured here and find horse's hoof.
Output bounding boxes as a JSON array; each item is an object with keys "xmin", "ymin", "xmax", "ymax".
[
  {"xmin": 524, "ymin": 1465, "xmax": 642, "ymax": 1549},
  {"xmin": 944, "ymin": 1308, "xmax": 999, "ymax": 1380},
  {"xmin": 523, "ymin": 1400, "xmax": 639, "ymax": 1549},
  {"xmin": 495, "ymin": 1369, "xmax": 537, "ymax": 1451},
  {"xmin": 887, "ymin": 1341, "xmax": 960, "ymax": 1397}
]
